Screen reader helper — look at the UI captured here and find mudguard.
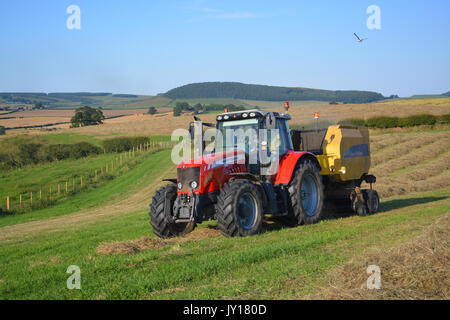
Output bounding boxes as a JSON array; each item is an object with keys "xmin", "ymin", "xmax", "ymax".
[{"xmin": 274, "ymin": 150, "xmax": 319, "ymax": 185}]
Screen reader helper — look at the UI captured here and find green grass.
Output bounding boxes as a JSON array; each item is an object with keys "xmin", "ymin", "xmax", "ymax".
[
  {"xmin": 0, "ymin": 151, "xmax": 145, "ymax": 207},
  {"xmin": 0, "ymin": 149, "xmax": 172, "ymax": 227},
  {"xmin": 41, "ymin": 133, "xmax": 103, "ymax": 146},
  {"xmin": 0, "ymin": 171, "xmax": 448, "ymax": 299}
]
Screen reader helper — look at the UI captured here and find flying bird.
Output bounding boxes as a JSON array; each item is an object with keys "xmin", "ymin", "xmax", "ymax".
[{"xmin": 354, "ymin": 33, "xmax": 367, "ymax": 43}]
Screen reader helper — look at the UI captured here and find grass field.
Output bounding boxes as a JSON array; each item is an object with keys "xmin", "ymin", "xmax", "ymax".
[
  {"xmin": 0, "ymin": 149, "xmax": 155, "ymax": 214},
  {"xmin": 0, "ymin": 125, "xmax": 448, "ymax": 299}
]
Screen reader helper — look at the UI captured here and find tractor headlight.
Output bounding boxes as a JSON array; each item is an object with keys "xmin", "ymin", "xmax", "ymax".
[
  {"xmin": 224, "ymin": 115, "xmax": 229, "ymax": 120},
  {"xmin": 177, "ymin": 182, "xmax": 183, "ymax": 190},
  {"xmin": 190, "ymin": 181, "xmax": 198, "ymax": 189},
  {"xmin": 249, "ymin": 112, "xmax": 256, "ymax": 117},
  {"xmin": 217, "ymin": 116, "xmax": 222, "ymax": 120},
  {"xmin": 242, "ymin": 113, "xmax": 248, "ymax": 118}
]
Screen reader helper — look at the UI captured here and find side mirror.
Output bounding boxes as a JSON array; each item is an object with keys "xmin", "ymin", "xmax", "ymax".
[
  {"xmin": 188, "ymin": 123, "xmax": 195, "ymax": 140},
  {"xmin": 265, "ymin": 112, "xmax": 276, "ymax": 130}
]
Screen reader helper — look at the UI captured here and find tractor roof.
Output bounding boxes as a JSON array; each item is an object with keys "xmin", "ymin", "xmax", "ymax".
[{"xmin": 216, "ymin": 109, "xmax": 291, "ymax": 121}]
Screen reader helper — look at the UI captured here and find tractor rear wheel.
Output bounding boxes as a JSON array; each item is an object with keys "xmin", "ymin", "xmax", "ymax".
[
  {"xmin": 363, "ymin": 189, "xmax": 380, "ymax": 214},
  {"xmin": 149, "ymin": 184, "xmax": 195, "ymax": 238},
  {"xmin": 216, "ymin": 180, "xmax": 263, "ymax": 237},
  {"xmin": 283, "ymin": 159, "xmax": 324, "ymax": 226}
]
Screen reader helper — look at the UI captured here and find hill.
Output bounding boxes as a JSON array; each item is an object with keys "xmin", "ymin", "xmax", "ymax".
[
  {"xmin": 410, "ymin": 91, "xmax": 450, "ymax": 99},
  {"xmin": 0, "ymin": 92, "xmax": 169, "ymax": 110},
  {"xmin": 164, "ymin": 82, "xmax": 386, "ymax": 104}
]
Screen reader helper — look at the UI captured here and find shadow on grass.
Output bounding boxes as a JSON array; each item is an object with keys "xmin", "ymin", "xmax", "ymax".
[
  {"xmin": 380, "ymin": 196, "xmax": 448, "ymax": 212},
  {"xmin": 261, "ymin": 195, "xmax": 448, "ymax": 233}
]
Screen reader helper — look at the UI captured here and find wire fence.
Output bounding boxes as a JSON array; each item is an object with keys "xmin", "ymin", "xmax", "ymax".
[{"xmin": 1, "ymin": 141, "xmax": 174, "ymax": 214}]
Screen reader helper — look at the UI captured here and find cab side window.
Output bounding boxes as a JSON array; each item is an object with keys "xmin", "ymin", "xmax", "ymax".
[{"xmin": 276, "ymin": 119, "xmax": 292, "ymax": 155}]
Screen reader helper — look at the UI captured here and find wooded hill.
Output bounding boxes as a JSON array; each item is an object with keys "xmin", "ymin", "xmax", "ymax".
[{"xmin": 164, "ymin": 82, "xmax": 386, "ymax": 104}]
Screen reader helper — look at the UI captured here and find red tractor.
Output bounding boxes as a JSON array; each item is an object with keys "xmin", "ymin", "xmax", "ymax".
[{"xmin": 149, "ymin": 109, "xmax": 378, "ymax": 238}]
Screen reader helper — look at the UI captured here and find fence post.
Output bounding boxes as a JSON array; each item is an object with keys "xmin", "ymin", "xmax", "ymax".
[
  {"xmin": 73, "ymin": 179, "xmax": 75, "ymax": 191},
  {"xmin": 120, "ymin": 155, "xmax": 122, "ymax": 166},
  {"xmin": 58, "ymin": 184, "xmax": 61, "ymax": 196},
  {"xmin": 20, "ymin": 194, "xmax": 22, "ymax": 207},
  {"xmin": 95, "ymin": 169, "xmax": 98, "ymax": 180},
  {"xmin": 81, "ymin": 176, "xmax": 83, "ymax": 188},
  {"xmin": 106, "ymin": 163, "xmax": 108, "ymax": 173},
  {"xmin": 30, "ymin": 192, "xmax": 33, "ymax": 205},
  {"xmin": 66, "ymin": 181, "xmax": 68, "ymax": 193},
  {"xmin": 40, "ymin": 189, "xmax": 42, "ymax": 200},
  {"xmin": 50, "ymin": 186, "xmax": 52, "ymax": 200},
  {"xmin": 6, "ymin": 196, "xmax": 10, "ymax": 211}
]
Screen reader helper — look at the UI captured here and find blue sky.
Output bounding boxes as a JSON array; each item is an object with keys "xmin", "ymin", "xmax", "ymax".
[{"xmin": 0, "ymin": 0, "xmax": 449, "ymax": 97}]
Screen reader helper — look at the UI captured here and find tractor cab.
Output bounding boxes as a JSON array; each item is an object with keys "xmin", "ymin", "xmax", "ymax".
[{"xmin": 190, "ymin": 109, "xmax": 294, "ymax": 178}]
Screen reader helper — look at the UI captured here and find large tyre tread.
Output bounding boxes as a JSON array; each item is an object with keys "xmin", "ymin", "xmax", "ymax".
[
  {"xmin": 282, "ymin": 159, "xmax": 324, "ymax": 226},
  {"xmin": 216, "ymin": 180, "xmax": 262, "ymax": 237},
  {"xmin": 149, "ymin": 186, "xmax": 173, "ymax": 238},
  {"xmin": 149, "ymin": 184, "xmax": 196, "ymax": 238}
]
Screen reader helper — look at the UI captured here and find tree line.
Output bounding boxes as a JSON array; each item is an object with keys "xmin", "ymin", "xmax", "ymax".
[{"xmin": 171, "ymin": 102, "xmax": 246, "ymax": 117}]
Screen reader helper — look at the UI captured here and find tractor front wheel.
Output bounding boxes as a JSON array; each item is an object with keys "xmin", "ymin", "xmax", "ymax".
[
  {"xmin": 216, "ymin": 180, "xmax": 263, "ymax": 237},
  {"xmin": 149, "ymin": 184, "xmax": 195, "ymax": 238}
]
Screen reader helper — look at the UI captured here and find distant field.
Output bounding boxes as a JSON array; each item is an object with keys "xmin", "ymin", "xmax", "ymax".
[
  {"xmin": 0, "ymin": 116, "xmax": 70, "ymax": 128},
  {"xmin": 0, "ymin": 108, "xmax": 171, "ymax": 129},
  {"xmin": 3, "ymin": 97, "xmax": 449, "ymax": 134},
  {"xmin": 0, "ymin": 94, "xmax": 169, "ymax": 110},
  {"xmin": 280, "ymin": 98, "xmax": 450, "ymax": 125},
  {"xmin": 50, "ymin": 98, "xmax": 450, "ymax": 136},
  {"xmin": 376, "ymin": 97, "xmax": 450, "ymax": 107}
]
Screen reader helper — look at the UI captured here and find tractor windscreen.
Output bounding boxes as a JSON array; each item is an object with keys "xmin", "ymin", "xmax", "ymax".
[{"xmin": 215, "ymin": 118, "xmax": 259, "ymax": 153}]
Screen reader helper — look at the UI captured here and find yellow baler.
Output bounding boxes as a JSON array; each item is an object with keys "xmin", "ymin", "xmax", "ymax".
[
  {"xmin": 291, "ymin": 125, "xmax": 378, "ymax": 215},
  {"xmin": 316, "ymin": 125, "xmax": 371, "ymax": 181}
]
